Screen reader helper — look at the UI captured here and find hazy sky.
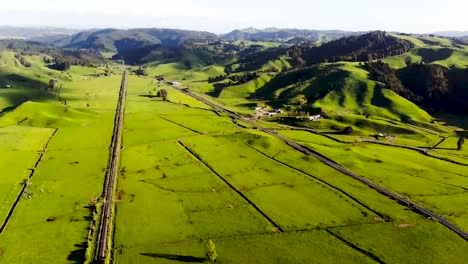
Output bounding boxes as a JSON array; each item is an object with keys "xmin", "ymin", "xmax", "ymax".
[{"xmin": 0, "ymin": 0, "xmax": 467, "ymax": 33}]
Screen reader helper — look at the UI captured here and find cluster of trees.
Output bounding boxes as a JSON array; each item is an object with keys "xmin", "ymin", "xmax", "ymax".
[
  {"xmin": 227, "ymin": 72, "xmax": 259, "ymax": 84},
  {"xmin": 398, "ymin": 63, "xmax": 449, "ymax": 111},
  {"xmin": 233, "ymin": 48, "xmax": 286, "ymax": 73},
  {"xmin": 208, "ymin": 72, "xmax": 261, "ymax": 97},
  {"xmin": 227, "ymin": 31, "xmax": 414, "ymax": 73},
  {"xmin": 14, "ymin": 53, "xmax": 32, "ymax": 67},
  {"xmin": 287, "ymin": 110, "xmax": 310, "ymax": 118},
  {"xmin": 49, "ymin": 56, "xmax": 72, "ymax": 71},
  {"xmin": 157, "ymin": 89, "xmax": 168, "ymax": 101},
  {"xmin": 289, "ymin": 31, "xmax": 414, "ymax": 66},
  {"xmin": 47, "ymin": 54, "xmax": 97, "ymax": 71},
  {"xmin": 134, "ymin": 67, "xmax": 148, "ymax": 76},
  {"xmin": 207, "ymin": 75, "xmax": 226, "ymax": 83},
  {"xmin": 364, "ymin": 61, "xmax": 419, "ymax": 101},
  {"xmin": 364, "ymin": 60, "xmax": 468, "ymax": 114}
]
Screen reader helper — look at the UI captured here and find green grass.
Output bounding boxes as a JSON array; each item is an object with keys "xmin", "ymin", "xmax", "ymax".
[
  {"xmin": 386, "ymin": 35, "xmax": 468, "ymax": 69},
  {"xmin": 0, "ymin": 126, "xmax": 55, "ymax": 225},
  {"xmin": 115, "ymin": 230, "xmax": 377, "ymax": 264},
  {"xmin": 332, "ymin": 221, "xmax": 468, "ymax": 264},
  {"xmin": 0, "ymin": 58, "xmax": 120, "ymax": 263},
  {"xmin": 278, "ymin": 129, "xmax": 468, "ymax": 230},
  {"xmin": 115, "ymin": 77, "xmax": 278, "ymax": 262},
  {"xmin": 116, "ymin": 76, "xmax": 386, "ymax": 262},
  {"xmin": 146, "ymin": 63, "xmax": 225, "ymax": 93}
]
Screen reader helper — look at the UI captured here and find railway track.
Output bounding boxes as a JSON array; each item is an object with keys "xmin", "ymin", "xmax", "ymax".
[
  {"xmin": 96, "ymin": 71, "xmax": 127, "ymax": 263},
  {"xmin": 172, "ymin": 85, "xmax": 468, "ymax": 242}
]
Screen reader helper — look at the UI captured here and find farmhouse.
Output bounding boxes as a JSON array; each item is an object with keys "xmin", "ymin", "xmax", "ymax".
[
  {"xmin": 169, "ymin": 81, "xmax": 181, "ymax": 86},
  {"xmin": 307, "ymin": 114, "xmax": 321, "ymax": 121}
]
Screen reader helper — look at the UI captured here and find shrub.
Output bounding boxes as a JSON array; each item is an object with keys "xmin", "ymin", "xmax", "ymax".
[
  {"xmin": 343, "ymin": 126, "xmax": 354, "ymax": 135},
  {"xmin": 205, "ymin": 239, "xmax": 217, "ymax": 262},
  {"xmin": 458, "ymin": 137, "xmax": 465, "ymax": 151}
]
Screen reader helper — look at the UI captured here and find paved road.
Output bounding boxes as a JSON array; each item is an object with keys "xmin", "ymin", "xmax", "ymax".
[
  {"xmin": 96, "ymin": 71, "xmax": 127, "ymax": 263},
  {"xmin": 285, "ymin": 127, "xmax": 468, "ymax": 166},
  {"xmin": 172, "ymin": 85, "xmax": 468, "ymax": 242}
]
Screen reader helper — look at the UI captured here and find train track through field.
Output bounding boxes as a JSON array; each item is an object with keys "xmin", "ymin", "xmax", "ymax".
[{"xmin": 96, "ymin": 71, "xmax": 127, "ymax": 263}]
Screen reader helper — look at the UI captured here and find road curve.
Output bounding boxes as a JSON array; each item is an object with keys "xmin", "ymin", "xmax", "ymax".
[
  {"xmin": 96, "ymin": 71, "xmax": 127, "ymax": 263},
  {"xmin": 172, "ymin": 85, "xmax": 468, "ymax": 242}
]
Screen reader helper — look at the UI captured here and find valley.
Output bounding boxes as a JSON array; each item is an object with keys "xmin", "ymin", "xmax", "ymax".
[{"xmin": 0, "ymin": 28, "xmax": 467, "ymax": 264}]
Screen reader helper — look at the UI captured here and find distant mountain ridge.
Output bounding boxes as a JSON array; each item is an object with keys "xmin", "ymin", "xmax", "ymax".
[
  {"xmin": 222, "ymin": 27, "xmax": 362, "ymax": 43},
  {"xmin": 433, "ymin": 31, "xmax": 468, "ymax": 38},
  {"xmin": 52, "ymin": 28, "xmax": 218, "ymax": 52},
  {"xmin": 0, "ymin": 26, "xmax": 80, "ymax": 40}
]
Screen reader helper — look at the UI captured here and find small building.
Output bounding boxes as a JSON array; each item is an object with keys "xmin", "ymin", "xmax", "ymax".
[
  {"xmin": 307, "ymin": 115, "xmax": 321, "ymax": 121},
  {"xmin": 169, "ymin": 81, "xmax": 181, "ymax": 86},
  {"xmin": 372, "ymin": 133, "xmax": 387, "ymax": 138}
]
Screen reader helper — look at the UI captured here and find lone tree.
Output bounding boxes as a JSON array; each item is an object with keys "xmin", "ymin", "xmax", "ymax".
[
  {"xmin": 135, "ymin": 67, "xmax": 148, "ymax": 76},
  {"xmin": 105, "ymin": 64, "xmax": 112, "ymax": 76},
  {"xmin": 157, "ymin": 89, "xmax": 168, "ymax": 101},
  {"xmin": 343, "ymin": 126, "xmax": 354, "ymax": 135},
  {"xmin": 205, "ymin": 239, "xmax": 217, "ymax": 262},
  {"xmin": 51, "ymin": 56, "xmax": 71, "ymax": 71},
  {"xmin": 458, "ymin": 137, "xmax": 465, "ymax": 151},
  {"xmin": 49, "ymin": 79, "xmax": 57, "ymax": 89}
]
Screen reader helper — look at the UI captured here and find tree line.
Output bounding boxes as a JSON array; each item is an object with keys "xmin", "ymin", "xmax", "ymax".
[{"xmin": 364, "ymin": 60, "xmax": 468, "ymax": 114}]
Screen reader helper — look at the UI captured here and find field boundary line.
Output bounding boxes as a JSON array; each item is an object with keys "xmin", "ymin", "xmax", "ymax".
[
  {"xmin": 158, "ymin": 116, "xmax": 203, "ymax": 135},
  {"xmin": 0, "ymin": 127, "xmax": 58, "ymax": 235},
  {"xmin": 119, "ymin": 221, "xmax": 389, "ymax": 251},
  {"xmin": 243, "ymin": 143, "xmax": 391, "ymax": 221},
  {"xmin": 178, "ymin": 140, "xmax": 285, "ymax": 232},
  {"xmin": 326, "ymin": 229, "xmax": 386, "ymax": 264}
]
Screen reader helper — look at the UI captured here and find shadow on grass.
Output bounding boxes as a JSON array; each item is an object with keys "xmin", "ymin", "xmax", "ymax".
[
  {"xmin": 67, "ymin": 242, "xmax": 87, "ymax": 264},
  {"xmin": 139, "ymin": 94, "xmax": 160, "ymax": 99},
  {"xmin": 433, "ymin": 147, "xmax": 458, "ymax": 150},
  {"xmin": 0, "ymin": 74, "xmax": 54, "ymax": 109},
  {"xmin": 141, "ymin": 253, "xmax": 206, "ymax": 263}
]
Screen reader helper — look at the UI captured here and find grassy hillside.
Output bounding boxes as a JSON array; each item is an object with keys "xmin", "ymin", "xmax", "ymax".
[
  {"xmin": 385, "ymin": 35, "xmax": 468, "ymax": 69},
  {"xmin": 312, "ymin": 63, "xmax": 432, "ymax": 122}
]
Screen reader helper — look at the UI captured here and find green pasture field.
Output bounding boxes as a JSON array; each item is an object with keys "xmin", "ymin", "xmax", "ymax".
[
  {"xmin": 277, "ymin": 129, "xmax": 468, "ymax": 231},
  {"xmin": 113, "ymin": 75, "xmax": 468, "ymax": 263},
  {"xmin": 331, "ymin": 221, "xmax": 468, "ymax": 264},
  {"xmin": 0, "ymin": 126, "xmax": 55, "ymax": 227},
  {"xmin": 0, "ymin": 45, "xmax": 467, "ymax": 263}
]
